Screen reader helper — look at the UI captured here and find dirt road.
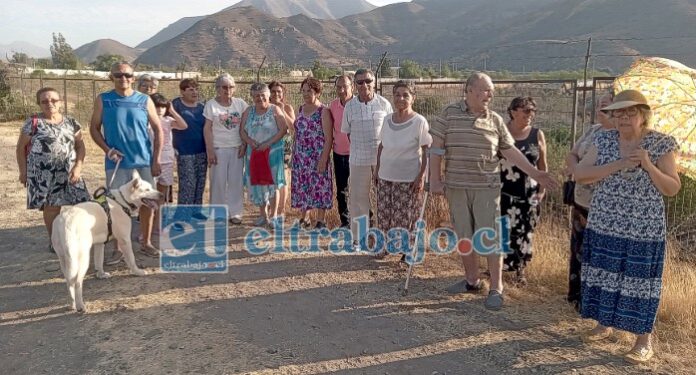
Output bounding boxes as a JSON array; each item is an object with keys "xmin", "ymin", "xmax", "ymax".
[{"xmin": 0, "ymin": 122, "xmax": 672, "ymax": 374}]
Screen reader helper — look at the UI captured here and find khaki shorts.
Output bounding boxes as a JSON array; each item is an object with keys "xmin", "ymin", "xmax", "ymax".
[{"xmin": 446, "ymin": 186, "xmax": 501, "ymax": 246}]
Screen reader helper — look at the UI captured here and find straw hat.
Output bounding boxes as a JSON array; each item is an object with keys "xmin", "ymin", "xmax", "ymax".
[{"xmin": 601, "ymin": 89, "xmax": 651, "ymax": 111}]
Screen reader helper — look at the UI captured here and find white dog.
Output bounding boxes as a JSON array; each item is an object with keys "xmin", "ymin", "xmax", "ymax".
[{"xmin": 51, "ymin": 171, "xmax": 163, "ymax": 312}]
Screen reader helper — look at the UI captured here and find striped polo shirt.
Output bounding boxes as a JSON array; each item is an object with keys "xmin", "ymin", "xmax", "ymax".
[{"xmin": 430, "ymin": 101, "xmax": 514, "ymax": 189}]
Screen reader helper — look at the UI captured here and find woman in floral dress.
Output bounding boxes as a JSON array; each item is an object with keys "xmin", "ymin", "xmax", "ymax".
[
  {"xmin": 291, "ymin": 77, "xmax": 333, "ymax": 229},
  {"xmin": 500, "ymin": 97, "xmax": 547, "ymax": 285},
  {"xmin": 15, "ymin": 87, "xmax": 91, "ymax": 251},
  {"xmin": 575, "ymin": 90, "xmax": 681, "ymax": 364}
]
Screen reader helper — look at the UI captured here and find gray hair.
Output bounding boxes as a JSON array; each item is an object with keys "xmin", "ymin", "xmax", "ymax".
[
  {"xmin": 354, "ymin": 68, "xmax": 374, "ymax": 79},
  {"xmin": 250, "ymin": 82, "xmax": 270, "ymax": 96},
  {"xmin": 110, "ymin": 61, "xmax": 134, "ymax": 73},
  {"xmin": 215, "ymin": 73, "xmax": 235, "ymax": 88},
  {"xmin": 465, "ymin": 71, "xmax": 492, "ymax": 93},
  {"xmin": 137, "ymin": 74, "xmax": 159, "ymax": 88}
]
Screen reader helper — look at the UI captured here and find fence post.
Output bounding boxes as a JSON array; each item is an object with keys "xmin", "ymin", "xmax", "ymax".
[
  {"xmin": 63, "ymin": 78, "xmax": 68, "ymax": 116},
  {"xmin": 571, "ymin": 80, "xmax": 578, "ymax": 148}
]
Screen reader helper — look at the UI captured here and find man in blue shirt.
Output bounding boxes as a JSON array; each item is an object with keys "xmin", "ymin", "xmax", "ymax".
[{"xmin": 90, "ymin": 61, "xmax": 162, "ymax": 260}]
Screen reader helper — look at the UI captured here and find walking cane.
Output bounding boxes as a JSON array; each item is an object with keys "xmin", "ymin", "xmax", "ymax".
[{"xmin": 402, "ymin": 147, "xmax": 445, "ymax": 296}]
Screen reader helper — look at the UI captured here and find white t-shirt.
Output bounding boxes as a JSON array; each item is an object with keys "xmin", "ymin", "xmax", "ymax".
[
  {"xmin": 340, "ymin": 94, "xmax": 393, "ymax": 166},
  {"xmin": 378, "ymin": 113, "xmax": 432, "ymax": 182},
  {"xmin": 203, "ymin": 97, "xmax": 248, "ymax": 148},
  {"xmin": 159, "ymin": 116, "xmax": 175, "ymax": 164}
]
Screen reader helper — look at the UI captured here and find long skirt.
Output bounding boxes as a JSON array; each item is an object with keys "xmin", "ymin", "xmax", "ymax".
[
  {"xmin": 376, "ymin": 179, "xmax": 423, "ymax": 233},
  {"xmin": 580, "ymin": 228, "xmax": 665, "ymax": 334}
]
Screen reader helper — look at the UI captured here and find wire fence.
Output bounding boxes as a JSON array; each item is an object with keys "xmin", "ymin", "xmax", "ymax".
[{"xmin": 3, "ymin": 75, "xmax": 694, "ymax": 248}]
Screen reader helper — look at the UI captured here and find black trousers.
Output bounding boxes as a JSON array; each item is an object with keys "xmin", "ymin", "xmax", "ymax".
[{"xmin": 333, "ymin": 152, "xmax": 350, "ymax": 227}]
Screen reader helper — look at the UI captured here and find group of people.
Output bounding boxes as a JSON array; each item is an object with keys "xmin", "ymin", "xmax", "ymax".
[{"xmin": 16, "ymin": 64, "xmax": 680, "ymax": 364}]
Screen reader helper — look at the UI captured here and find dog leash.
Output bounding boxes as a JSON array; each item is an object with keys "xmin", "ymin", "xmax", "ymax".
[{"xmin": 107, "ymin": 158, "xmax": 121, "ymax": 190}]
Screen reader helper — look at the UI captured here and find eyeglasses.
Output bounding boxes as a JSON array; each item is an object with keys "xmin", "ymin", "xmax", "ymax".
[
  {"xmin": 611, "ymin": 107, "xmax": 640, "ymax": 118},
  {"xmin": 40, "ymin": 99, "xmax": 61, "ymax": 105},
  {"xmin": 356, "ymin": 79, "xmax": 374, "ymax": 86},
  {"xmin": 112, "ymin": 72, "xmax": 134, "ymax": 79}
]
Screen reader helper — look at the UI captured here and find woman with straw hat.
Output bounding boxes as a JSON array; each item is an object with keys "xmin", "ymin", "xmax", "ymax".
[{"xmin": 575, "ymin": 89, "xmax": 681, "ymax": 364}]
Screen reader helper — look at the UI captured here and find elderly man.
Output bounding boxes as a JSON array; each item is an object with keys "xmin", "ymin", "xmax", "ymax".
[
  {"xmin": 90, "ymin": 61, "xmax": 162, "ymax": 261},
  {"xmin": 429, "ymin": 72, "xmax": 557, "ymax": 310},
  {"xmin": 329, "ymin": 74, "xmax": 354, "ymax": 228},
  {"xmin": 340, "ymin": 68, "xmax": 393, "ymax": 250}
]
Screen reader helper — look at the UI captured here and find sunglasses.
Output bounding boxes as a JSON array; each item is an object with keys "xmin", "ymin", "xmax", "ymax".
[
  {"xmin": 356, "ymin": 79, "xmax": 374, "ymax": 86},
  {"xmin": 112, "ymin": 72, "xmax": 134, "ymax": 79}
]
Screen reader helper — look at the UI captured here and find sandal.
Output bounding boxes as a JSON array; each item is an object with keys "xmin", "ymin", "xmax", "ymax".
[
  {"xmin": 580, "ymin": 327, "xmax": 612, "ymax": 343},
  {"xmin": 624, "ymin": 345, "xmax": 654, "ymax": 364}
]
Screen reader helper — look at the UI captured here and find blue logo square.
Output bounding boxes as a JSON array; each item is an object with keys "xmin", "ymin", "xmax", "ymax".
[{"xmin": 159, "ymin": 205, "xmax": 229, "ymax": 273}]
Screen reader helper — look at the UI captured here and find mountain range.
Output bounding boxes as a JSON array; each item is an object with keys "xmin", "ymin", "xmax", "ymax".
[
  {"xmin": 132, "ymin": 0, "xmax": 696, "ymax": 73},
  {"xmin": 74, "ymin": 39, "xmax": 142, "ymax": 64},
  {"xmin": 136, "ymin": 0, "xmax": 375, "ymax": 49}
]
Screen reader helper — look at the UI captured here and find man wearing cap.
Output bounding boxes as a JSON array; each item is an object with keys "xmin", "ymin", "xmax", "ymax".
[
  {"xmin": 90, "ymin": 61, "xmax": 163, "ymax": 261},
  {"xmin": 429, "ymin": 72, "xmax": 557, "ymax": 310},
  {"xmin": 340, "ymin": 68, "xmax": 393, "ymax": 250}
]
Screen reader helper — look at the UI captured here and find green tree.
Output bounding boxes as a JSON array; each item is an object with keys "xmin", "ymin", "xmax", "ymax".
[
  {"xmin": 35, "ymin": 58, "xmax": 52, "ymax": 69},
  {"xmin": 310, "ymin": 60, "xmax": 339, "ymax": 80},
  {"xmin": 11, "ymin": 52, "xmax": 30, "ymax": 65},
  {"xmin": 400, "ymin": 60, "xmax": 422, "ymax": 78},
  {"xmin": 92, "ymin": 54, "xmax": 124, "ymax": 71},
  {"xmin": 50, "ymin": 32, "xmax": 79, "ymax": 69}
]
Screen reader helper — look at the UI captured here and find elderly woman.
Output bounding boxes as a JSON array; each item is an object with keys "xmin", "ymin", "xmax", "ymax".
[
  {"xmin": 268, "ymin": 80, "xmax": 295, "ymax": 218},
  {"xmin": 564, "ymin": 93, "xmax": 614, "ymax": 310},
  {"xmin": 291, "ymin": 77, "xmax": 334, "ymax": 229},
  {"xmin": 499, "ymin": 97, "xmax": 547, "ymax": 285},
  {"xmin": 137, "ymin": 74, "xmax": 159, "ymax": 95},
  {"xmin": 374, "ymin": 81, "xmax": 432, "ymax": 258},
  {"xmin": 575, "ymin": 90, "xmax": 681, "ymax": 364},
  {"xmin": 203, "ymin": 74, "xmax": 248, "ymax": 224},
  {"xmin": 15, "ymin": 87, "xmax": 91, "ymax": 252},
  {"xmin": 239, "ymin": 83, "xmax": 289, "ymax": 226}
]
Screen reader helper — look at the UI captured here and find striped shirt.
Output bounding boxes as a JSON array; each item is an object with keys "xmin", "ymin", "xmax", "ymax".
[
  {"xmin": 430, "ymin": 102, "xmax": 514, "ymax": 189},
  {"xmin": 340, "ymin": 94, "xmax": 393, "ymax": 166}
]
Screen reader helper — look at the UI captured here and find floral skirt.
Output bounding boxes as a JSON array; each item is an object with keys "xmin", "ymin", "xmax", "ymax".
[{"xmin": 376, "ymin": 179, "xmax": 423, "ymax": 232}]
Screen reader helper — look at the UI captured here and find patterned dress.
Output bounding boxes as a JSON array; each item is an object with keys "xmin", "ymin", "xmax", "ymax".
[
  {"xmin": 23, "ymin": 116, "xmax": 90, "ymax": 209},
  {"xmin": 243, "ymin": 106, "xmax": 286, "ymax": 206},
  {"xmin": 291, "ymin": 105, "xmax": 333, "ymax": 211},
  {"xmin": 500, "ymin": 127, "xmax": 541, "ymax": 272},
  {"xmin": 581, "ymin": 130, "xmax": 677, "ymax": 334}
]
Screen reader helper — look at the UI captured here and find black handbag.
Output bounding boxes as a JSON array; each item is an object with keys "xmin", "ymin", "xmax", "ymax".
[{"xmin": 562, "ymin": 180, "xmax": 575, "ymax": 206}]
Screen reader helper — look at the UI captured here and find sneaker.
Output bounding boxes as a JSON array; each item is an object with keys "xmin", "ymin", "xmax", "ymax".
[
  {"xmin": 105, "ymin": 250, "xmax": 124, "ymax": 265},
  {"xmin": 484, "ymin": 290, "xmax": 504, "ymax": 311},
  {"xmin": 229, "ymin": 216, "xmax": 242, "ymax": 225},
  {"xmin": 192, "ymin": 211, "xmax": 208, "ymax": 221},
  {"xmin": 139, "ymin": 243, "xmax": 160, "ymax": 258},
  {"xmin": 445, "ymin": 280, "xmax": 482, "ymax": 294},
  {"xmin": 254, "ymin": 216, "xmax": 269, "ymax": 227}
]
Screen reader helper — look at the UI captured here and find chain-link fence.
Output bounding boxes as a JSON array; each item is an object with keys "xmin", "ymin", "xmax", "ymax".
[{"xmin": 3, "ymin": 75, "xmax": 694, "ymax": 248}]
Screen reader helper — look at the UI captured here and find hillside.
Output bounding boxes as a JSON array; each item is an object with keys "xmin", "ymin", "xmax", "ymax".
[
  {"xmin": 137, "ymin": 16, "xmax": 206, "ymax": 49},
  {"xmin": 74, "ymin": 39, "xmax": 141, "ymax": 64},
  {"xmin": 0, "ymin": 41, "xmax": 50, "ymax": 60},
  {"xmin": 135, "ymin": 0, "xmax": 696, "ymax": 72},
  {"xmin": 225, "ymin": 0, "xmax": 376, "ymax": 19},
  {"xmin": 135, "ymin": 0, "xmax": 375, "ymax": 52}
]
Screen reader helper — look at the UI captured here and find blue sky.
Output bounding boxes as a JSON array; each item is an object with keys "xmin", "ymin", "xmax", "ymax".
[{"xmin": 0, "ymin": 0, "xmax": 410, "ymax": 49}]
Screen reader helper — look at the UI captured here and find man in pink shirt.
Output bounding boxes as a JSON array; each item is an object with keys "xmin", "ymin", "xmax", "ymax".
[{"xmin": 329, "ymin": 75, "xmax": 353, "ymax": 228}]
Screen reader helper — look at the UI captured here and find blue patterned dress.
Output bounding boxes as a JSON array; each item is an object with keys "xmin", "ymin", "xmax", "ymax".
[
  {"xmin": 581, "ymin": 130, "xmax": 677, "ymax": 334},
  {"xmin": 243, "ymin": 106, "xmax": 286, "ymax": 206}
]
